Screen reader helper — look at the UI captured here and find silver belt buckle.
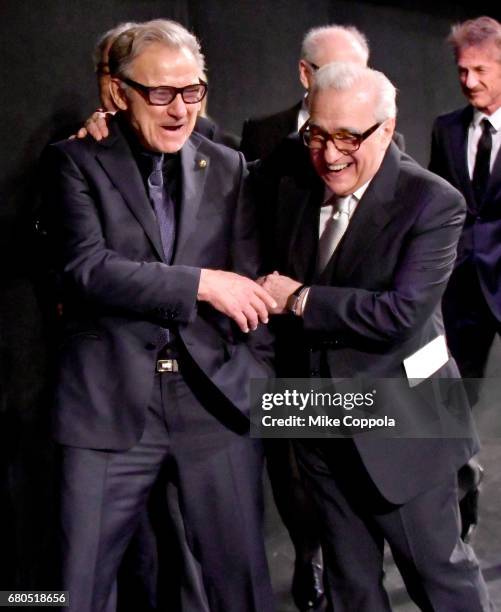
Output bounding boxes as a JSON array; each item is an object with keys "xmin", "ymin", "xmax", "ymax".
[{"xmin": 156, "ymin": 358, "xmax": 179, "ymax": 373}]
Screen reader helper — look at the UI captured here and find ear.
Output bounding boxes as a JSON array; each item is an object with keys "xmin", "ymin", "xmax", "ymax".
[
  {"xmin": 380, "ymin": 117, "xmax": 396, "ymax": 148},
  {"xmin": 109, "ymin": 78, "xmax": 128, "ymax": 111},
  {"xmin": 298, "ymin": 60, "xmax": 311, "ymax": 90}
]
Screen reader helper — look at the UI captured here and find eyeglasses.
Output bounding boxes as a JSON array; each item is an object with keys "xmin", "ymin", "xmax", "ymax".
[
  {"xmin": 96, "ymin": 62, "xmax": 110, "ymax": 76},
  {"xmin": 305, "ymin": 60, "xmax": 320, "ymax": 72},
  {"xmin": 120, "ymin": 77, "xmax": 208, "ymax": 106},
  {"xmin": 301, "ymin": 121, "xmax": 382, "ymax": 154}
]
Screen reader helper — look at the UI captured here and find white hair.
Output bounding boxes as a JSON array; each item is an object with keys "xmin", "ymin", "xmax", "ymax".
[
  {"xmin": 312, "ymin": 62, "xmax": 396, "ymax": 121},
  {"xmin": 301, "ymin": 25, "xmax": 369, "ymax": 65},
  {"xmin": 108, "ymin": 19, "xmax": 205, "ymax": 78}
]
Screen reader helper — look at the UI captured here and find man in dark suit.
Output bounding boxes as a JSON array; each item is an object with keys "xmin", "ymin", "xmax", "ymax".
[
  {"xmin": 429, "ymin": 15, "xmax": 501, "ymax": 541},
  {"xmin": 258, "ymin": 62, "xmax": 491, "ymax": 611},
  {"xmin": 242, "ymin": 26, "xmax": 403, "ymax": 612},
  {"xmin": 241, "ymin": 25, "xmax": 371, "ymax": 162},
  {"xmin": 44, "ymin": 19, "xmax": 276, "ymax": 612}
]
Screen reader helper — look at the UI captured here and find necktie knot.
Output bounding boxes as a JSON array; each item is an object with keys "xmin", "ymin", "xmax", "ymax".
[
  {"xmin": 148, "ymin": 153, "xmax": 164, "ymax": 188},
  {"xmin": 481, "ymin": 118, "xmax": 492, "ymax": 135}
]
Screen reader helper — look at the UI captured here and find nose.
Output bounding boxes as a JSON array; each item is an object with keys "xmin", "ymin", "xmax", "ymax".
[
  {"xmin": 167, "ymin": 92, "xmax": 188, "ymax": 118},
  {"xmin": 323, "ymin": 139, "xmax": 343, "ymax": 164},
  {"xmin": 463, "ymin": 70, "xmax": 479, "ymax": 90}
]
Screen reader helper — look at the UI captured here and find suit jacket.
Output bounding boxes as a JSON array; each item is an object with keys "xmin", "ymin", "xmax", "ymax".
[
  {"xmin": 241, "ymin": 102, "xmax": 302, "ymax": 161},
  {"xmin": 43, "ymin": 115, "xmax": 273, "ymax": 451},
  {"xmin": 430, "ymin": 106, "xmax": 501, "ymax": 321},
  {"xmin": 241, "ymin": 101, "xmax": 406, "ymax": 162},
  {"xmin": 253, "ymin": 135, "xmax": 478, "ymax": 504}
]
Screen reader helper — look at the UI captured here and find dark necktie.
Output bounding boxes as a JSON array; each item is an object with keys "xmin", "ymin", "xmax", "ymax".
[
  {"xmin": 147, "ymin": 153, "xmax": 175, "ymax": 263},
  {"xmin": 147, "ymin": 154, "xmax": 176, "ymax": 349},
  {"xmin": 472, "ymin": 118, "xmax": 492, "ymax": 208}
]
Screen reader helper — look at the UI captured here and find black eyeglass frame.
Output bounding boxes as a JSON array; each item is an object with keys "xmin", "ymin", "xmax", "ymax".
[
  {"xmin": 300, "ymin": 120, "xmax": 382, "ymax": 154},
  {"xmin": 120, "ymin": 76, "xmax": 208, "ymax": 106}
]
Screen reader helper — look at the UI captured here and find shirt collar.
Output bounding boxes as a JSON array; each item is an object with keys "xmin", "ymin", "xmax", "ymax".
[
  {"xmin": 322, "ymin": 178, "xmax": 372, "ymax": 208},
  {"xmin": 472, "ymin": 106, "xmax": 501, "ymax": 132}
]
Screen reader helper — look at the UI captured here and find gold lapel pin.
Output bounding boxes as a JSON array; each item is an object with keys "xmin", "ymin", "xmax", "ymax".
[{"xmin": 198, "ymin": 158, "xmax": 207, "ymax": 169}]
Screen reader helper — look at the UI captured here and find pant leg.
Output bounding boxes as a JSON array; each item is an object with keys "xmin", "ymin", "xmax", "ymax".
[
  {"xmin": 160, "ymin": 373, "xmax": 275, "ymax": 612},
  {"xmin": 378, "ymin": 475, "xmax": 492, "ymax": 612},
  {"xmin": 265, "ymin": 439, "xmax": 321, "ymax": 561},
  {"xmin": 443, "ymin": 264, "xmax": 497, "ymax": 400},
  {"xmin": 294, "ymin": 440, "xmax": 392, "ymax": 612},
  {"xmin": 59, "ymin": 378, "xmax": 169, "ymax": 612}
]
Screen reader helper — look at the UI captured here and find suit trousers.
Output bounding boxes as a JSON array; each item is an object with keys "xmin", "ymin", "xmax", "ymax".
[
  {"xmin": 58, "ymin": 371, "xmax": 274, "ymax": 612},
  {"xmin": 294, "ymin": 439, "xmax": 491, "ymax": 612},
  {"xmin": 443, "ymin": 262, "xmax": 501, "ymax": 404}
]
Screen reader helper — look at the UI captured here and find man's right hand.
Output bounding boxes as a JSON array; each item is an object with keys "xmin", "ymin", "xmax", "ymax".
[
  {"xmin": 198, "ymin": 269, "xmax": 277, "ymax": 333},
  {"xmin": 75, "ymin": 110, "xmax": 114, "ymax": 140}
]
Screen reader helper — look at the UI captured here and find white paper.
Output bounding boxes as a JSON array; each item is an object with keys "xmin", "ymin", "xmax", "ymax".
[{"xmin": 403, "ymin": 335, "xmax": 449, "ymax": 387}]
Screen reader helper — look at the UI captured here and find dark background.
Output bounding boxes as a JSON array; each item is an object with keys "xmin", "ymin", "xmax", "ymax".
[{"xmin": 1, "ymin": 0, "xmax": 500, "ymax": 592}]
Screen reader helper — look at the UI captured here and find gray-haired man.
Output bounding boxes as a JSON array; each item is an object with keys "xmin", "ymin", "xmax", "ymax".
[{"xmin": 45, "ymin": 19, "xmax": 275, "ymax": 612}]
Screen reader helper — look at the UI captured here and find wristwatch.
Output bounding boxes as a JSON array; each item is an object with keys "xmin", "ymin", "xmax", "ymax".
[{"xmin": 286, "ymin": 284, "xmax": 308, "ymax": 316}]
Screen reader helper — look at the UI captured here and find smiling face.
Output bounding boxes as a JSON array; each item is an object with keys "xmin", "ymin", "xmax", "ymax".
[
  {"xmin": 110, "ymin": 42, "xmax": 201, "ymax": 152},
  {"xmin": 456, "ymin": 42, "xmax": 501, "ymax": 115},
  {"xmin": 308, "ymin": 85, "xmax": 394, "ymax": 196}
]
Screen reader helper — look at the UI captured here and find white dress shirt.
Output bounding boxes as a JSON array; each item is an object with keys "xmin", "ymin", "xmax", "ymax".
[{"xmin": 467, "ymin": 106, "xmax": 501, "ymax": 178}]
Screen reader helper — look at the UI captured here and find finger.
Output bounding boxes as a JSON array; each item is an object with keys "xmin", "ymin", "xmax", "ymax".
[
  {"xmin": 241, "ymin": 303, "xmax": 259, "ymax": 331},
  {"xmin": 252, "ymin": 283, "xmax": 278, "ymax": 310},
  {"xmin": 230, "ymin": 309, "xmax": 249, "ymax": 333},
  {"xmin": 249, "ymin": 295, "xmax": 269, "ymax": 325}
]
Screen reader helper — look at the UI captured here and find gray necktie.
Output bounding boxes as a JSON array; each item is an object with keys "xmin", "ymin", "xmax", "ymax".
[{"xmin": 317, "ymin": 196, "xmax": 351, "ymax": 273}]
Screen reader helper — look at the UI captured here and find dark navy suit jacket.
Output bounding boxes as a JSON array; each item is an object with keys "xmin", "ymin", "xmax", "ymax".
[
  {"xmin": 430, "ymin": 105, "xmax": 501, "ymax": 321},
  {"xmin": 253, "ymin": 135, "xmax": 478, "ymax": 504},
  {"xmin": 43, "ymin": 115, "xmax": 273, "ymax": 451}
]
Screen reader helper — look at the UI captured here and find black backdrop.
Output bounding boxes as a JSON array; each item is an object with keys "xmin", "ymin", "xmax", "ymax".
[{"xmin": 1, "ymin": 0, "xmax": 500, "ymax": 590}]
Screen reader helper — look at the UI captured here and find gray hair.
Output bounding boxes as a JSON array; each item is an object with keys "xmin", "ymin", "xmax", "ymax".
[
  {"xmin": 108, "ymin": 19, "xmax": 205, "ymax": 78},
  {"xmin": 93, "ymin": 22, "xmax": 138, "ymax": 72},
  {"xmin": 312, "ymin": 62, "xmax": 397, "ymax": 122},
  {"xmin": 448, "ymin": 16, "xmax": 501, "ymax": 60},
  {"xmin": 301, "ymin": 25, "xmax": 369, "ymax": 65}
]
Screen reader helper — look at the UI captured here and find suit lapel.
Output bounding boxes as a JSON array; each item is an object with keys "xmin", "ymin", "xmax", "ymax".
[
  {"xmin": 174, "ymin": 135, "xmax": 208, "ymax": 263},
  {"xmin": 283, "ymin": 178, "xmax": 322, "ymax": 283},
  {"xmin": 484, "ymin": 144, "xmax": 501, "ymax": 208},
  {"xmin": 449, "ymin": 106, "xmax": 475, "ymax": 211},
  {"xmin": 95, "ymin": 119, "xmax": 165, "ymax": 261}
]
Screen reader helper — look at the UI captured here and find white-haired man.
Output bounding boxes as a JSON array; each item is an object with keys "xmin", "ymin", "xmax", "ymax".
[
  {"xmin": 43, "ymin": 19, "xmax": 276, "ymax": 612},
  {"xmin": 242, "ymin": 25, "xmax": 403, "ymax": 612},
  {"xmin": 241, "ymin": 25, "xmax": 371, "ymax": 162},
  {"xmin": 258, "ymin": 62, "xmax": 491, "ymax": 611}
]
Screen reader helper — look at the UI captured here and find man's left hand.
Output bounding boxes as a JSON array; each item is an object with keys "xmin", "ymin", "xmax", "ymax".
[{"xmin": 258, "ymin": 272, "xmax": 303, "ymax": 314}]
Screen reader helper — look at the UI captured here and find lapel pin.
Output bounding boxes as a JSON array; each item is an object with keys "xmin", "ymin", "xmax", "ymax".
[{"xmin": 198, "ymin": 158, "xmax": 207, "ymax": 169}]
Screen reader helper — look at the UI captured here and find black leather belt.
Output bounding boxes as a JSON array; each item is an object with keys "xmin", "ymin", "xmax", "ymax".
[{"xmin": 156, "ymin": 358, "xmax": 179, "ymax": 373}]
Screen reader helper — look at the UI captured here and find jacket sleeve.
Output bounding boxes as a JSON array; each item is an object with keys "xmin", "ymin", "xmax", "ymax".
[{"xmin": 303, "ymin": 181, "xmax": 466, "ymax": 346}]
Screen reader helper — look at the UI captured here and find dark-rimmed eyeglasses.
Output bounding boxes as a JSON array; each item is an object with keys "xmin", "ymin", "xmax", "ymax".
[
  {"xmin": 120, "ymin": 77, "xmax": 208, "ymax": 106},
  {"xmin": 305, "ymin": 60, "xmax": 320, "ymax": 72},
  {"xmin": 301, "ymin": 120, "xmax": 382, "ymax": 154},
  {"xmin": 96, "ymin": 62, "xmax": 110, "ymax": 76}
]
